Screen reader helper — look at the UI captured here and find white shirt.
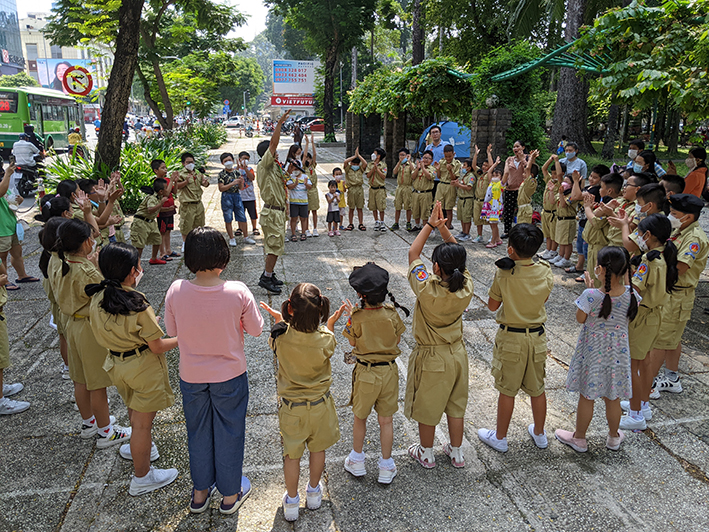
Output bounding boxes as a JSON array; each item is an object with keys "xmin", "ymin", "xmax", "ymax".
[
  {"xmin": 12, "ymin": 140, "xmax": 40, "ymax": 167},
  {"xmin": 560, "ymin": 156, "xmax": 588, "ymax": 179}
]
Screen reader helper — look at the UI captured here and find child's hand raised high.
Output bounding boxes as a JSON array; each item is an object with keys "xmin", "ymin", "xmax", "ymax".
[
  {"xmin": 327, "ymin": 301, "xmax": 349, "ymax": 332},
  {"xmin": 427, "ymin": 201, "xmax": 447, "ymax": 228},
  {"xmin": 584, "ymin": 270, "xmax": 595, "ymax": 289},
  {"xmin": 260, "ymin": 301, "xmax": 283, "ymax": 323}
]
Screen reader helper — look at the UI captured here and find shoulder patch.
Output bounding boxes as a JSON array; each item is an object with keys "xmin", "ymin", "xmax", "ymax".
[
  {"xmin": 634, "ymin": 263, "xmax": 648, "ymax": 281},
  {"xmin": 412, "ymin": 264, "xmax": 429, "ymax": 282},
  {"xmin": 685, "ymin": 242, "xmax": 700, "ymax": 259}
]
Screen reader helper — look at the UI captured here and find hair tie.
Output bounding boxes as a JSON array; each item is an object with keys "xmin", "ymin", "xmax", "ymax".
[
  {"xmin": 44, "ymin": 200, "xmax": 52, "ymax": 209},
  {"xmin": 453, "ymin": 268, "xmax": 460, "ymax": 273}
]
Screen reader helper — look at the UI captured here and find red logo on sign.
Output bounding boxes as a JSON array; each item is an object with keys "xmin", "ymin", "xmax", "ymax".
[
  {"xmin": 62, "ymin": 66, "xmax": 93, "ymax": 96},
  {"xmin": 1, "ymin": 50, "xmax": 8, "ymax": 63},
  {"xmin": 271, "ymin": 96, "xmax": 314, "ymax": 107}
]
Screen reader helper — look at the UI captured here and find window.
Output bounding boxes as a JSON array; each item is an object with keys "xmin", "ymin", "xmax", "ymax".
[
  {"xmin": 0, "ymin": 92, "xmax": 18, "ymax": 113},
  {"xmin": 50, "ymin": 45, "xmax": 62, "ymax": 59},
  {"xmin": 26, "ymin": 43, "xmax": 38, "ymax": 61}
]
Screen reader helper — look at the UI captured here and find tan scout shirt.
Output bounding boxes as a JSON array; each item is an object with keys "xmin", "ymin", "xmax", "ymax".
[
  {"xmin": 488, "ymin": 258, "xmax": 554, "ymax": 328},
  {"xmin": 269, "ymin": 324, "xmax": 336, "ymax": 401},
  {"xmin": 437, "ymin": 159, "xmax": 461, "ymax": 184},
  {"xmin": 49, "ymin": 254, "xmax": 102, "ymax": 317},
  {"xmin": 607, "ymin": 200, "xmax": 636, "ymax": 246},
  {"xmin": 256, "ymin": 149, "xmax": 287, "ymax": 209},
  {"xmin": 342, "ymin": 305, "xmax": 406, "ymax": 363},
  {"xmin": 673, "ymin": 221, "xmax": 709, "ymax": 288},
  {"xmin": 407, "ymin": 259, "xmax": 473, "ymax": 346},
  {"xmin": 474, "ymin": 173, "xmax": 490, "ymax": 201},
  {"xmin": 135, "ymin": 194, "xmax": 161, "ymax": 221},
  {"xmin": 367, "ymin": 161, "xmax": 387, "ymax": 188},
  {"xmin": 412, "ymin": 166, "xmax": 436, "ymax": 192},
  {"xmin": 89, "ymin": 287, "xmax": 164, "ymax": 351},
  {"xmin": 345, "ymin": 166, "xmax": 364, "ymax": 188},
  {"xmin": 396, "ymin": 162, "xmax": 413, "ymax": 187},
  {"xmin": 556, "ymin": 190, "xmax": 578, "ymax": 218},
  {"xmin": 457, "ymin": 170, "xmax": 475, "ymax": 199},
  {"xmin": 517, "ymin": 177, "xmax": 537, "ymax": 206},
  {"xmin": 583, "ymin": 214, "xmax": 609, "ymax": 246},
  {"xmin": 632, "ymin": 248, "xmax": 669, "ymax": 309},
  {"xmin": 176, "ymin": 168, "xmax": 207, "ymax": 203}
]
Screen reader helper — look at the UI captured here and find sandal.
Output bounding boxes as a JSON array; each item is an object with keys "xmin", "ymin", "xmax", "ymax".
[
  {"xmin": 168, "ymin": 251, "xmax": 181, "ymax": 258},
  {"xmin": 565, "ymin": 265, "xmax": 580, "ymax": 274},
  {"xmin": 252, "ymin": 229, "xmax": 260, "ymax": 235},
  {"xmin": 161, "ymin": 255, "xmax": 173, "ymax": 262},
  {"xmin": 6, "ymin": 282, "xmax": 19, "ymax": 290},
  {"xmin": 300, "ymin": 233, "xmax": 307, "ymax": 241},
  {"xmin": 290, "ymin": 235, "xmax": 298, "ymax": 242},
  {"xmin": 575, "ymin": 275, "xmax": 585, "ymax": 283},
  {"xmin": 345, "ymin": 224, "xmax": 354, "ymax": 231},
  {"xmin": 358, "ymin": 224, "xmax": 366, "ymax": 231},
  {"xmin": 408, "ymin": 443, "xmax": 436, "ymax": 469},
  {"xmin": 16, "ymin": 276, "xmax": 40, "ymax": 283},
  {"xmin": 235, "ymin": 229, "xmax": 243, "ymax": 236}
]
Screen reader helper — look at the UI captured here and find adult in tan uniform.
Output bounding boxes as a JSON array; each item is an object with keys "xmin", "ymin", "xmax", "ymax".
[
  {"xmin": 409, "ymin": 150, "xmax": 436, "ymax": 231},
  {"xmin": 366, "ymin": 148, "xmax": 388, "ymax": 231},
  {"xmin": 256, "ymin": 110, "xmax": 291, "ymax": 294},
  {"xmin": 434, "ymin": 144, "xmax": 462, "ymax": 229},
  {"xmin": 175, "ymin": 152, "xmax": 209, "ymax": 251},
  {"xmin": 649, "ymin": 194, "xmax": 708, "ymax": 395}
]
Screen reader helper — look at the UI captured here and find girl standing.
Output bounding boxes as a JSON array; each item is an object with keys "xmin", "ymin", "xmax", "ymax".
[
  {"xmin": 555, "ymin": 246, "xmax": 638, "ymax": 452},
  {"xmin": 482, "ymin": 159, "xmax": 504, "ymax": 248},
  {"xmin": 501, "ymin": 140, "xmax": 529, "ymax": 237}
]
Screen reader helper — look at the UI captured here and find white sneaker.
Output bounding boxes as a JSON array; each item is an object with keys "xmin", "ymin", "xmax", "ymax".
[
  {"xmin": 312, "ymin": 228, "xmax": 319, "ymax": 237},
  {"xmin": 458, "ymin": 233, "xmax": 471, "ymax": 242},
  {"xmin": 306, "ymin": 481, "xmax": 323, "ymax": 510},
  {"xmin": 81, "ymin": 415, "xmax": 116, "ymax": 439},
  {"xmin": 97, "ymin": 424, "xmax": 132, "ymax": 449},
  {"xmin": 228, "ymin": 238, "xmax": 237, "ymax": 247},
  {"xmin": 181, "ymin": 243, "xmax": 185, "ymax": 253},
  {"xmin": 619, "ymin": 413, "xmax": 647, "ymax": 430},
  {"xmin": 243, "ymin": 236, "xmax": 256, "ymax": 244},
  {"xmin": 377, "ymin": 457, "xmax": 397, "ymax": 484},
  {"xmin": 472, "ymin": 235, "xmax": 484, "ymax": 243},
  {"xmin": 649, "ymin": 388, "xmax": 661, "ymax": 400},
  {"xmin": 0, "ymin": 396, "xmax": 30, "ymax": 415},
  {"xmin": 478, "ymin": 428, "xmax": 508, "ymax": 452},
  {"xmin": 304, "ymin": 230, "xmax": 312, "ymax": 238},
  {"xmin": 528, "ymin": 423, "xmax": 548, "ymax": 449},
  {"xmin": 556, "ymin": 258, "xmax": 573, "ymax": 269},
  {"xmin": 344, "ymin": 456, "xmax": 366, "ymax": 477},
  {"xmin": 2, "ymin": 383, "xmax": 23, "ymax": 397},
  {"xmin": 119, "ymin": 442, "xmax": 160, "ymax": 462},
  {"xmin": 620, "ymin": 401, "xmax": 652, "ymax": 420},
  {"xmin": 379, "ymin": 223, "xmax": 387, "ymax": 232},
  {"xmin": 60, "ymin": 364, "xmax": 71, "ymax": 380},
  {"xmin": 653, "ymin": 375, "xmax": 683, "ymax": 394},
  {"xmin": 539, "ymin": 250, "xmax": 554, "ymax": 260},
  {"xmin": 128, "ymin": 466, "xmax": 179, "ymax": 496},
  {"xmin": 282, "ymin": 492, "xmax": 300, "ymax": 521}
]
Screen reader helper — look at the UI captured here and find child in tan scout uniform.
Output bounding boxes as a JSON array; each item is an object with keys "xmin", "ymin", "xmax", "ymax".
[
  {"xmin": 406, "ymin": 202, "xmax": 474, "ymax": 469},
  {"xmin": 98, "ymin": 174, "xmax": 127, "ymax": 244},
  {"xmin": 303, "ymin": 134, "xmax": 320, "ymax": 236},
  {"xmin": 452, "ymin": 158, "xmax": 475, "ymax": 241},
  {"xmin": 366, "ymin": 148, "xmax": 388, "ymax": 231},
  {"xmin": 342, "ymin": 263, "xmax": 408, "ymax": 484},
  {"xmin": 175, "ymin": 152, "xmax": 209, "ymax": 250},
  {"xmin": 515, "ymin": 150, "xmax": 540, "ymax": 225},
  {"xmin": 87, "ymin": 242, "xmax": 178, "ymax": 496},
  {"xmin": 479, "ymin": 223, "xmax": 554, "ymax": 452},
  {"xmin": 344, "ymin": 148, "xmax": 368, "ymax": 231},
  {"xmin": 410, "ymin": 150, "xmax": 436, "ymax": 231},
  {"xmin": 50, "ymin": 218, "xmax": 132, "ymax": 448},
  {"xmin": 434, "ymin": 144, "xmax": 462, "ymax": 229},
  {"xmin": 260, "ymin": 283, "xmax": 347, "ymax": 522},
  {"xmin": 550, "ymin": 170, "xmax": 582, "ymax": 270},
  {"xmin": 648, "ymin": 194, "xmax": 708, "ymax": 397},
  {"xmin": 131, "ymin": 179, "xmax": 169, "ymax": 265},
  {"xmin": 0, "ymin": 262, "xmax": 30, "ymax": 414},
  {"xmin": 538, "ymin": 155, "xmax": 563, "ymax": 260},
  {"xmin": 392, "ymin": 147, "xmax": 414, "ymax": 231},
  {"xmin": 68, "ymin": 178, "xmax": 123, "ymax": 246},
  {"xmin": 472, "ymin": 144, "xmax": 494, "ymax": 243}
]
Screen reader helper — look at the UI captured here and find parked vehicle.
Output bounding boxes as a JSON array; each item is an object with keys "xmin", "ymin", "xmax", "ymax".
[
  {"xmin": 306, "ymin": 119, "xmax": 325, "ymax": 132},
  {"xmin": 225, "ymin": 117, "xmax": 242, "ymax": 128}
]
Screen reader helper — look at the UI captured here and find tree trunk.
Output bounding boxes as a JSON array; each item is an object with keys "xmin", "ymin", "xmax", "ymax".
[
  {"xmin": 351, "ymin": 46, "xmax": 357, "ymax": 89},
  {"xmin": 549, "ymin": 0, "xmax": 594, "ymax": 154},
  {"xmin": 135, "ymin": 66, "xmax": 167, "ymax": 126},
  {"xmin": 666, "ymin": 108, "xmax": 681, "ymax": 156},
  {"xmin": 323, "ymin": 44, "xmax": 338, "ymax": 141},
  {"xmin": 384, "ymin": 114, "xmax": 394, "ymax": 178},
  {"xmin": 601, "ymin": 104, "xmax": 620, "ymax": 160},
  {"xmin": 95, "ymin": 0, "xmax": 144, "ymax": 171},
  {"xmin": 412, "ymin": 0, "xmax": 424, "ymax": 65}
]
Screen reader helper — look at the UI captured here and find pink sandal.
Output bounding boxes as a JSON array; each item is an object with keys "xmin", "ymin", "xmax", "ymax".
[
  {"xmin": 408, "ymin": 444, "xmax": 436, "ymax": 469},
  {"xmin": 485, "ymin": 241, "xmax": 502, "ymax": 248}
]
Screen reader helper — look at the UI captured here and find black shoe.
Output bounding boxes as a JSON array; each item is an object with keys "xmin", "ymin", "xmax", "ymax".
[
  {"xmin": 500, "ymin": 233, "xmax": 509, "ymax": 239},
  {"xmin": 271, "ymin": 274, "xmax": 284, "ymax": 286},
  {"xmin": 258, "ymin": 275, "xmax": 282, "ymax": 294}
]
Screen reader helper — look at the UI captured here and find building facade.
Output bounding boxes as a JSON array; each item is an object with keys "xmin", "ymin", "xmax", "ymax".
[{"xmin": 0, "ymin": 0, "xmax": 24, "ymax": 75}]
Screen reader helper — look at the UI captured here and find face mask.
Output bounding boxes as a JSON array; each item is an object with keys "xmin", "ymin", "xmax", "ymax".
[
  {"xmin": 291, "ymin": 172, "xmax": 300, "ymax": 178},
  {"xmin": 634, "ymin": 203, "xmax": 648, "ymax": 221},
  {"xmin": 134, "ymin": 268, "xmax": 144, "ymax": 287},
  {"xmin": 224, "ymin": 161, "xmax": 234, "ymax": 169},
  {"xmin": 371, "ymin": 154, "xmax": 377, "ymax": 161},
  {"xmin": 351, "ymin": 165, "xmax": 360, "ymax": 171},
  {"xmin": 628, "ymin": 149, "xmax": 638, "ymax": 159},
  {"xmin": 667, "ymin": 214, "xmax": 682, "ymax": 230},
  {"xmin": 566, "ymin": 151, "xmax": 576, "ymax": 159},
  {"xmin": 633, "ymin": 163, "xmax": 643, "ymax": 173},
  {"xmin": 461, "ymin": 168, "xmax": 468, "ymax": 176},
  {"xmin": 185, "ymin": 163, "xmax": 195, "ymax": 171},
  {"xmin": 636, "ymin": 232, "xmax": 649, "ymax": 252},
  {"xmin": 685, "ymin": 157, "xmax": 697, "ymax": 170}
]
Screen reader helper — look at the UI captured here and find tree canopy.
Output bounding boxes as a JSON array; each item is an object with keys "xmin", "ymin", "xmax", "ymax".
[{"xmin": 0, "ymin": 72, "xmax": 40, "ymax": 87}]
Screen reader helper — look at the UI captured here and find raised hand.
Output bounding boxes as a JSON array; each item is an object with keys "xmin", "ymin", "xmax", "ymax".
[
  {"xmin": 259, "ymin": 301, "xmax": 283, "ymax": 323},
  {"xmin": 75, "ymin": 190, "xmax": 90, "ymax": 212},
  {"xmin": 428, "ymin": 201, "xmax": 447, "ymax": 228},
  {"xmin": 94, "ymin": 180, "xmax": 108, "ymax": 201},
  {"xmin": 584, "ymin": 270, "xmax": 595, "ymax": 289},
  {"xmin": 475, "ymin": 144, "xmax": 480, "ymax": 155},
  {"xmin": 608, "ymin": 211, "xmax": 630, "ymax": 228}
]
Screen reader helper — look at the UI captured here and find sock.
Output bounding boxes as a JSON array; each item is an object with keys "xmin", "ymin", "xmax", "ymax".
[
  {"xmin": 664, "ymin": 369, "xmax": 678, "ymax": 381},
  {"xmin": 630, "ymin": 410, "xmax": 644, "ymax": 420},
  {"xmin": 349, "ymin": 449, "xmax": 365, "ymax": 462},
  {"xmin": 306, "ymin": 482, "xmax": 320, "ymax": 492},
  {"xmin": 286, "ymin": 494, "xmax": 299, "ymax": 503},
  {"xmin": 98, "ymin": 424, "xmax": 112, "ymax": 437},
  {"xmin": 379, "ymin": 457, "xmax": 395, "ymax": 469},
  {"xmin": 263, "ymin": 271, "xmax": 273, "ymax": 278},
  {"xmin": 641, "ymin": 401, "xmax": 650, "ymax": 409},
  {"xmin": 83, "ymin": 415, "xmax": 96, "ymax": 426}
]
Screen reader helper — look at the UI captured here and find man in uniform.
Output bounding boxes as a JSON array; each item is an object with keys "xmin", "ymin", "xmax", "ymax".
[
  {"xmin": 434, "ymin": 145, "xmax": 461, "ymax": 230},
  {"xmin": 366, "ymin": 148, "xmax": 388, "ymax": 232},
  {"xmin": 649, "ymin": 194, "xmax": 708, "ymax": 396},
  {"xmin": 256, "ymin": 109, "xmax": 291, "ymax": 294},
  {"xmin": 175, "ymin": 153, "xmax": 209, "ymax": 252}
]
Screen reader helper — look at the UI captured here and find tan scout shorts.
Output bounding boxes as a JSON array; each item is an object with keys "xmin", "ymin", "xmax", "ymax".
[
  {"xmin": 348, "ymin": 362, "xmax": 398, "ymax": 419},
  {"xmin": 411, "ymin": 191, "xmax": 432, "ymax": 221},
  {"xmin": 260, "ymin": 207, "xmax": 286, "ymax": 257},
  {"xmin": 457, "ymin": 197, "xmax": 474, "ymax": 224},
  {"xmin": 541, "ymin": 211, "xmax": 556, "ymax": 241},
  {"xmin": 394, "ymin": 185, "xmax": 412, "ymax": 211},
  {"xmin": 629, "ymin": 305, "xmax": 662, "ymax": 360},
  {"xmin": 278, "ymin": 393, "xmax": 340, "ymax": 459},
  {"xmin": 102, "ymin": 349, "xmax": 175, "ymax": 413},
  {"xmin": 404, "ymin": 342, "xmax": 469, "ymax": 426},
  {"xmin": 654, "ymin": 288, "xmax": 695, "ymax": 350},
  {"xmin": 368, "ymin": 188, "xmax": 386, "ymax": 212},
  {"xmin": 307, "ymin": 189, "xmax": 320, "ymax": 211},
  {"xmin": 586, "ymin": 243, "xmax": 603, "ymax": 289},
  {"xmin": 517, "ymin": 204, "xmax": 533, "ymax": 225},
  {"xmin": 130, "ymin": 218, "xmax": 161, "ymax": 249},
  {"xmin": 0, "ymin": 232, "xmax": 19, "ymax": 253},
  {"xmin": 435, "ymin": 182, "xmax": 457, "ymax": 210},
  {"xmin": 491, "ymin": 327, "xmax": 547, "ymax": 397},
  {"xmin": 473, "ymin": 199, "xmax": 489, "ymax": 226},
  {"xmin": 348, "ymin": 185, "xmax": 364, "ymax": 209},
  {"xmin": 66, "ymin": 316, "xmax": 112, "ymax": 390},
  {"xmin": 0, "ymin": 312, "xmax": 9, "ymax": 370},
  {"xmin": 555, "ymin": 218, "xmax": 576, "ymax": 245},
  {"xmin": 179, "ymin": 202, "xmax": 205, "ymax": 235}
]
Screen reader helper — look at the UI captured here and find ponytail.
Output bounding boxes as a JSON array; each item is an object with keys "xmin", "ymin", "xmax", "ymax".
[
  {"xmin": 637, "ymin": 213, "xmax": 678, "ymax": 293},
  {"xmin": 38, "ymin": 218, "xmax": 67, "ymax": 278},
  {"xmin": 84, "ymin": 243, "xmax": 148, "ymax": 315},
  {"xmin": 663, "ymin": 240, "xmax": 679, "ymax": 293},
  {"xmin": 387, "ymin": 291, "xmax": 410, "ymax": 317},
  {"xmin": 626, "ymin": 264, "xmax": 638, "ymax": 321},
  {"xmin": 55, "ymin": 219, "xmax": 92, "ymax": 277},
  {"xmin": 599, "ymin": 268, "xmax": 613, "ymax": 320},
  {"xmin": 281, "ymin": 283, "xmax": 328, "ymax": 333},
  {"xmin": 431, "ymin": 242, "xmax": 467, "ymax": 293},
  {"xmin": 359, "ymin": 290, "xmax": 410, "ymax": 317}
]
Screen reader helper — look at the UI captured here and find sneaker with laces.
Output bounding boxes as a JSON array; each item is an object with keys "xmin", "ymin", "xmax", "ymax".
[
  {"xmin": 243, "ymin": 236, "xmax": 256, "ymax": 244},
  {"xmin": 304, "ymin": 230, "xmax": 312, "ymax": 238},
  {"xmin": 458, "ymin": 233, "xmax": 472, "ymax": 242},
  {"xmin": 97, "ymin": 424, "xmax": 132, "ymax": 449},
  {"xmin": 228, "ymin": 238, "xmax": 237, "ymax": 247},
  {"xmin": 653, "ymin": 375, "xmax": 683, "ymax": 394},
  {"xmin": 619, "ymin": 413, "xmax": 647, "ymax": 430},
  {"xmin": 306, "ymin": 481, "xmax": 323, "ymax": 510},
  {"xmin": 81, "ymin": 415, "xmax": 116, "ymax": 439},
  {"xmin": 556, "ymin": 258, "xmax": 573, "ymax": 269},
  {"xmin": 334, "ymin": 230, "xmax": 341, "ymax": 236},
  {"xmin": 379, "ymin": 224, "xmax": 387, "ymax": 232},
  {"xmin": 554, "ymin": 429, "xmax": 588, "ymax": 452},
  {"xmin": 128, "ymin": 466, "xmax": 179, "ymax": 496},
  {"xmin": 528, "ymin": 424, "xmax": 549, "ymax": 449},
  {"xmin": 477, "ymin": 428, "xmax": 508, "ymax": 452},
  {"xmin": 328, "ymin": 230, "xmax": 334, "ymax": 237},
  {"xmin": 119, "ymin": 442, "xmax": 160, "ymax": 462},
  {"xmin": 472, "ymin": 235, "xmax": 484, "ymax": 243},
  {"xmin": 344, "ymin": 456, "xmax": 366, "ymax": 477},
  {"xmin": 0, "ymin": 396, "xmax": 30, "ymax": 415},
  {"xmin": 649, "ymin": 388, "xmax": 661, "ymax": 399},
  {"xmin": 620, "ymin": 401, "xmax": 652, "ymax": 420},
  {"xmin": 606, "ymin": 430, "xmax": 625, "ymax": 451},
  {"xmin": 443, "ymin": 443, "xmax": 465, "ymax": 467},
  {"xmin": 312, "ymin": 229, "xmax": 319, "ymax": 237},
  {"xmin": 408, "ymin": 443, "xmax": 436, "ymax": 468},
  {"xmin": 282, "ymin": 492, "xmax": 300, "ymax": 521},
  {"xmin": 406, "ymin": 222, "xmax": 412, "ymax": 231},
  {"xmin": 377, "ymin": 457, "xmax": 397, "ymax": 484},
  {"xmin": 60, "ymin": 364, "xmax": 71, "ymax": 380},
  {"xmin": 390, "ymin": 223, "xmax": 400, "ymax": 230},
  {"xmin": 2, "ymin": 382, "xmax": 23, "ymax": 396}
]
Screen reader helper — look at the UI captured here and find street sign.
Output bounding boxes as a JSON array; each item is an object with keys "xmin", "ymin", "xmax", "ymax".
[
  {"xmin": 271, "ymin": 96, "xmax": 314, "ymax": 107},
  {"xmin": 62, "ymin": 66, "xmax": 93, "ymax": 96},
  {"xmin": 273, "ymin": 60, "xmax": 316, "ymax": 95},
  {"xmin": 224, "ymin": 100, "xmax": 229, "ymax": 105}
]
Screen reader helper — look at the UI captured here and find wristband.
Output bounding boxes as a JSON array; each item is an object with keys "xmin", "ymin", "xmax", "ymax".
[{"xmin": 426, "ymin": 222, "xmax": 436, "ymax": 230}]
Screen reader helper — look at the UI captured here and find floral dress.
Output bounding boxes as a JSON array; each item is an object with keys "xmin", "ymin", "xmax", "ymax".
[
  {"xmin": 482, "ymin": 180, "xmax": 504, "ymax": 223},
  {"xmin": 566, "ymin": 287, "xmax": 639, "ymax": 400}
]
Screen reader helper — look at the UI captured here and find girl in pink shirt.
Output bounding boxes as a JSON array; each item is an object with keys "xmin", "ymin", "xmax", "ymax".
[{"xmin": 165, "ymin": 227, "xmax": 263, "ymax": 515}]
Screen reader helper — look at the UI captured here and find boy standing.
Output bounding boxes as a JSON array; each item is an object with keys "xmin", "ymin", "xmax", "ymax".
[
  {"xmin": 472, "ymin": 145, "xmax": 493, "ymax": 243},
  {"xmin": 131, "ymin": 179, "xmax": 169, "ymax": 265},
  {"xmin": 218, "ymin": 152, "xmax": 255, "ymax": 246},
  {"xmin": 392, "ymin": 148, "xmax": 414, "ymax": 231},
  {"xmin": 479, "ymin": 224, "xmax": 554, "ymax": 452},
  {"xmin": 366, "ymin": 148, "xmax": 388, "ymax": 231},
  {"xmin": 237, "ymin": 151, "xmax": 259, "ymax": 237},
  {"xmin": 452, "ymin": 159, "xmax": 475, "ymax": 241},
  {"xmin": 434, "ymin": 145, "xmax": 462, "ymax": 230},
  {"xmin": 150, "ymin": 160, "xmax": 178, "ymax": 261},
  {"xmin": 175, "ymin": 152, "xmax": 209, "ymax": 252},
  {"xmin": 538, "ymin": 155, "xmax": 563, "ymax": 260},
  {"xmin": 344, "ymin": 148, "xmax": 368, "ymax": 231},
  {"xmin": 333, "ymin": 167, "xmax": 347, "ymax": 230}
]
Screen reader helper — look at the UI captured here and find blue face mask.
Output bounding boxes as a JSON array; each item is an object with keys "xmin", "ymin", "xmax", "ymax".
[
  {"xmin": 461, "ymin": 168, "xmax": 468, "ymax": 176},
  {"xmin": 351, "ymin": 165, "xmax": 360, "ymax": 171},
  {"xmin": 633, "ymin": 162, "xmax": 644, "ymax": 173},
  {"xmin": 566, "ymin": 151, "xmax": 576, "ymax": 159}
]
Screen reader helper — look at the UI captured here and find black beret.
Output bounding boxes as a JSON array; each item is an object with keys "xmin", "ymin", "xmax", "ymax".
[
  {"xmin": 349, "ymin": 262, "xmax": 389, "ymax": 294},
  {"xmin": 256, "ymin": 140, "xmax": 270, "ymax": 158},
  {"xmin": 668, "ymin": 193, "xmax": 704, "ymax": 215}
]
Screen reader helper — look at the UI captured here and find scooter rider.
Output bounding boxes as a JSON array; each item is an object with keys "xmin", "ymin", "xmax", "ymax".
[
  {"xmin": 12, "ymin": 134, "xmax": 40, "ymax": 169},
  {"xmin": 23, "ymin": 125, "xmax": 45, "ymax": 153}
]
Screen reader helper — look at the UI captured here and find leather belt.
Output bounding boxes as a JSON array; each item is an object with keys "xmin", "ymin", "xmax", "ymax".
[
  {"xmin": 357, "ymin": 359, "xmax": 394, "ymax": 367},
  {"xmin": 281, "ymin": 390, "xmax": 331, "ymax": 408},
  {"xmin": 557, "ymin": 216, "xmax": 576, "ymax": 221},
  {"xmin": 412, "ymin": 189, "xmax": 429, "ymax": 193},
  {"xmin": 110, "ymin": 344, "xmax": 150, "ymax": 358},
  {"xmin": 500, "ymin": 324, "xmax": 545, "ymax": 335},
  {"xmin": 543, "ymin": 209, "xmax": 556, "ymax": 214},
  {"xmin": 370, "ymin": 186, "xmax": 385, "ymax": 190},
  {"xmin": 263, "ymin": 203, "xmax": 285, "ymax": 212}
]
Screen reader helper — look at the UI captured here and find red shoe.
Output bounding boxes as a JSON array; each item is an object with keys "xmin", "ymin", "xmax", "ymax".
[{"xmin": 149, "ymin": 258, "xmax": 167, "ymax": 265}]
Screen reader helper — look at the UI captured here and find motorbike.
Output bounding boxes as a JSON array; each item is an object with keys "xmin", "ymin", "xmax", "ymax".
[
  {"xmin": 245, "ymin": 126, "xmax": 254, "ymax": 138},
  {"xmin": 14, "ymin": 154, "xmax": 44, "ymax": 198}
]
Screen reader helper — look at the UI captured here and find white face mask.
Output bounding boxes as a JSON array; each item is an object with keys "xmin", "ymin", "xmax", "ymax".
[
  {"xmin": 371, "ymin": 153, "xmax": 377, "ymax": 161},
  {"xmin": 667, "ymin": 214, "xmax": 682, "ymax": 230},
  {"xmin": 636, "ymin": 232, "xmax": 649, "ymax": 252},
  {"xmin": 634, "ymin": 203, "xmax": 648, "ymax": 221},
  {"xmin": 685, "ymin": 157, "xmax": 696, "ymax": 170},
  {"xmin": 291, "ymin": 171, "xmax": 300, "ymax": 178},
  {"xmin": 628, "ymin": 149, "xmax": 638, "ymax": 159},
  {"xmin": 185, "ymin": 163, "xmax": 195, "ymax": 171},
  {"xmin": 566, "ymin": 151, "xmax": 576, "ymax": 159},
  {"xmin": 224, "ymin": 161, "xmax": 234, "ymax": 169},
  {"xmin": 134, "ymin": 268, "xmax": 144, "ymax": 287}
]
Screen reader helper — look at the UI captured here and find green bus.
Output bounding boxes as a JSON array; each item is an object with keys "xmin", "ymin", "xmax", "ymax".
[{"xmin": 0, "ymin": 86, "xmax": 82, "ymax": 158}]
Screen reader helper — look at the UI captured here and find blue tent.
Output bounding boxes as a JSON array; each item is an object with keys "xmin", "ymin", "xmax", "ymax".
[{"xmin": 416, "ymin": 121, "xmax": 471, "ymax": 159}]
